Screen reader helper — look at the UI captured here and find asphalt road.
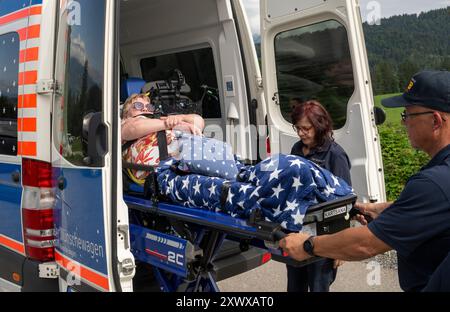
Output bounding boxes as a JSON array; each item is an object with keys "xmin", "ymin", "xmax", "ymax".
[{"xmin": 217, "ymin": 258, "xmax": 401, "ymax": 292}]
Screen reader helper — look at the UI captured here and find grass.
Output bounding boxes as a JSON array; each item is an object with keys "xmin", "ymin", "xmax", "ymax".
[{"xmin": 374, "ymin": 93, "xmax": 403, "ymax": 126}]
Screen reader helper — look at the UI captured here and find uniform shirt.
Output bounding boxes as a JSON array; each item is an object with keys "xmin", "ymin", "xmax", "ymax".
[
  {"xmin": 422, "ymin": 251, "xmax": 450, "ymax": 292},
  {"xmin": 291, "ymin": 139, "xmax": 352, "ymax": 185},
  {"xmin": 368, "ymin": 144, "xmax": 450, "ymax": 292}
]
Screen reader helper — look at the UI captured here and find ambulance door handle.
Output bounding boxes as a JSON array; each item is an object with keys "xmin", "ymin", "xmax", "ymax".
[
  {"xmin": 57, "ymin": 177, "xmax": 66, "ymax": 190},
  {"xmin": 11, "ymin": 171, "xmax": 20, "ymax": 183}
]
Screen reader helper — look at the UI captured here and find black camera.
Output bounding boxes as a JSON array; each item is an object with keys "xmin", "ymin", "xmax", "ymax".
[{"xmin": 142, "ymin": 69, "xmax": 201, "ymax": 116}]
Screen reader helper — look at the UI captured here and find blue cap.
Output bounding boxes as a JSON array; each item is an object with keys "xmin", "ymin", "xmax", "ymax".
[{"xmin": 382, "ymin": 70, "xmax": 450, "ymax": 113}]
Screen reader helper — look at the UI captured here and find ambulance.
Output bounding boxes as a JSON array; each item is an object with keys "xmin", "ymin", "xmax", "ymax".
[{"xmin": 0, "ymin": 0, "xmax": 385, "ymax": 291}]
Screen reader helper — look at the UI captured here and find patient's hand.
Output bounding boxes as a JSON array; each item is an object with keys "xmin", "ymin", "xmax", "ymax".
[
  {"xmin": 161, "ymin": 115, "xmax": 184, "ymax": 129},
  {"xmin": 172, "ymin": 121, "xmax": 203, "ymax": 136}
]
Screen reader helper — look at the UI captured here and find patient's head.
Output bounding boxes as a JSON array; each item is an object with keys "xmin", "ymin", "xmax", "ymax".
[{"xmin": 122, "ymin": 93, "xmax": 153, "ymax": 119}]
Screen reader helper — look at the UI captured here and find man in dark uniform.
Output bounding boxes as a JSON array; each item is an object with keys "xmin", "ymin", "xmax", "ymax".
[
  {"xmin": 280, "ymin": 70, "xmax": 450, "ymax": 292},
  {"xmin": 423, "ymin": 252, "xmax": 450, "ymax": 291}
]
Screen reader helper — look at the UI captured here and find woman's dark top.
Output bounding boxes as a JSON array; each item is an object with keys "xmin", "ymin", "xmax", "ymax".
[{"xmin": 291, "ymin": 138, "xmax": 352, "ymax": 185}]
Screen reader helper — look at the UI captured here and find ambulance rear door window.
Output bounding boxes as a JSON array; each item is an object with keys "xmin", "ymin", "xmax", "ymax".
[
  {"xmin": 274, "ymin": 20, "xmax": 354, "ymax": 129},
  {"xmin": 53, "ymin": 0, "xmax": 106, "ymax": 166},
  {"xmin": 0, "ymin": 32, "xmax": 19, "ymax": 156},
  {"xmin": 140, "ymin": 47, "xmax": 221, "ymax": 119}
]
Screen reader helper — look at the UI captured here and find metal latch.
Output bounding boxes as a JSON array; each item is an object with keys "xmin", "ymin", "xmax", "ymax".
[
  {"xmin": 119, "ymin": 258, "xmax": 136, "ymax": 277},
  {"xmin": 36, "ymin": 79, "xmax": 59, "ymax": 95},
  {"xmin": 272, "ymin": 92, "xmax": 280, "ymax": 105},
  {"xmin": 39, "ymin": 262, "xmax": 59, "ymax": 279}
]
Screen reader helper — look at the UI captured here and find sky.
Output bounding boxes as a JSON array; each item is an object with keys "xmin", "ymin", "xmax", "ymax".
[{"xmin": 242, "ymin": 0, "xmax": 450, "ymax": 36}]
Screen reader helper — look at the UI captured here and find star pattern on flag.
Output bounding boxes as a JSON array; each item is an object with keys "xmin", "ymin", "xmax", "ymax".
[
  {"xmin": 250, "ymin": 186, "xmax": 261, "ymax": 198},
  {"xmin": 208, "ymin": 182, "xmax": 217, "ymax": 197},
  {"xmin": 285, "ymin": 200, "xmax": 298, "ymax": 211},
  {"xmin": 239, "ymin": 184, "xmax": 252, "ymax": 194},
  {"xmin": 193, "ymin": 180, "xmax": 201, "ymax": 195},
  {"xmin": 289, "ymin": 158, "xmax": 304, "ymax": 168},
  {"xmin": 273, "ymin": 205, "xmax": 282, "ymax": 216},
  {"xmin": 292, "ymin": 177, "xmax": 303, "ymax": 192},
  {"xmin": 312, "ymin": 167, "xmax": 322, "ymax": 179},
  {"xmin": 272, "ymin": 184, "xmax": 284, "ymax": 199},
  {"xmin": 332, "ymin": 175, "xmax": 341, "ymax": 187},
  {"xmin": 269, "ymin": 168, "xmax": 282, "ymax": 182},
  {"xmin": 181, "ymin": 177, "xmax": 190, "ymax": 190},
  {"xmin": 157, "ymin": 154, "xmax": 354, "ymax": 231}
]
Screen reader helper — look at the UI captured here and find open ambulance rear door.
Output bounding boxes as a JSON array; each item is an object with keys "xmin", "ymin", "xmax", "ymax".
[
  {"xmin": 260, "ymin": 0, "xmax": 386, "ymax": 202},
  {"xmin": 52, "ymin": 0, "xmax": 133, "ymax": 292}
]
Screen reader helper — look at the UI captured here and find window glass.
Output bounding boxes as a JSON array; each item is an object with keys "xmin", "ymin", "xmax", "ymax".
[
  {"xmin": 274, "ymin": 20, "xmax": 354, "ymax": 128},
  {"xmin": 53, "ymin": 0, "xmax": 106, "ymax": 166},
  {"xmin": 0, "ymin": 32, "xmax": 19, "ymax": 156},
  {"xmin": 140, "ymin": 47, "xmax": 221, "ymax": 118}
]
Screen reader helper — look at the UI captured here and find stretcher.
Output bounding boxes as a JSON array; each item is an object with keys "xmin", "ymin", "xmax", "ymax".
[
  {"xmin": 121, "ymin": 77, "xmax": 357, "ymax": 291},
  {"xmin": 123, "ymin": 161, "xmax": 357, "ymax": 292}
]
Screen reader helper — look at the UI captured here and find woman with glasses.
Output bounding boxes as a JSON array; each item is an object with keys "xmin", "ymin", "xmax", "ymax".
[
  {"xmin": 121, "ymin": 93, "xmax": 205, "ymax": 184},
  {"xmin": 287, "ymin": 99, "xmax": 351, "ymax": 292}
]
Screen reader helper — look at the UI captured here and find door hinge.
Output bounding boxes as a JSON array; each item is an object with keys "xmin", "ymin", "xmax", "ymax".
[
  {"xmin": 36, "ymin": 79, "xmax": 59, "ymax": 95},
  {"xmin": 39, "ymin": 262, "xmax": 59, "ymax": 279},
  {"xmin": 272, "ymin": 92, "xmax": 280, "ymax": 105}
]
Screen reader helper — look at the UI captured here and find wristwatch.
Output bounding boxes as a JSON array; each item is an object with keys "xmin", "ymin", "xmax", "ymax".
[{"xmin": 303, "ymin": 235, "xmax": 316, "ymax": 257}]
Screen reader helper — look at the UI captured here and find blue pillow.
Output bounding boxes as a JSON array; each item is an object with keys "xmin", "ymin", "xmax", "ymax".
[{"xmin": 176, "ymin": 134, "xmax": 239, "ymax": 180}]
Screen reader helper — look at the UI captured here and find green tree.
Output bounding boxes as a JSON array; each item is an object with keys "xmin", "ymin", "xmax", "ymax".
[
  {"xmin": 363, "ymin": 7, "xmax": 449, "ymax": 80},
  {"xmin": 373, "ymin": 62, "xmax": 399, "ymax": 95},
  {"xmin": 398, "ymin": 60, "xmax": 420, "ymax": 90},
  {"xmin": 441, "ymin": 57, "xmax": 450, "ymax": 71}
]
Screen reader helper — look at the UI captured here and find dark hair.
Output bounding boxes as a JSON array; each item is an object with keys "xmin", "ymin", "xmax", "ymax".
[{"xmin": 290, "ymin": 100, "xmax": 334, "ymax": 146}]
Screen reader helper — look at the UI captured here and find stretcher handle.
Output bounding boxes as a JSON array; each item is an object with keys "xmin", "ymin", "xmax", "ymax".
[
  {"xmin": 349, "ymin": 207, "xmax": 373, "ymax": 223},
  {"xmin": 272, "ymin": 230, "xmax": 287, "ymax": 241}
]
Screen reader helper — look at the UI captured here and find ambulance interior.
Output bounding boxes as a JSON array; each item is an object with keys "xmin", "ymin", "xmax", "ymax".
[
  {"xmin": 118, "ymin": 0, "xmax": 268, "ymax": 290},
  {"xmin": 119, "ymin": 0, "xmax": 258, "ymax": 147}
]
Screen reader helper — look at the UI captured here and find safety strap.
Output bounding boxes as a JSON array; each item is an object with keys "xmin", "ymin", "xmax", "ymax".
[
  {"xmin": 157, "ymin": 130, "xmax": 169, "ymax": 161},
  {"xmin": 122, "ymin": 139, "xmax": 136, "ymax": 152}
]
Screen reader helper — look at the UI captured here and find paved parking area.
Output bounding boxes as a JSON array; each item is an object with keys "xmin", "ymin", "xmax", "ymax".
[{"xmin": 218, "ymin": 259, "xmax": 401, "ymax": 292}]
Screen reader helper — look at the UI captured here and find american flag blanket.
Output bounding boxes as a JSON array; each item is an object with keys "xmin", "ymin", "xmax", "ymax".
[{"xmin": 156, "ymin": 154, "xmax": 354, "ymax": 231}]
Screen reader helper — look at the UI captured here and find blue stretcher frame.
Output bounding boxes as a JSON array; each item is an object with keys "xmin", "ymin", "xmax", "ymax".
[
  {"xmin": 124, "ymin": 191, "xmax": 357, "ymax": 292},
  {"xmin": 125, "ymin": 195, "xmax": 275, "ymax": 241}
]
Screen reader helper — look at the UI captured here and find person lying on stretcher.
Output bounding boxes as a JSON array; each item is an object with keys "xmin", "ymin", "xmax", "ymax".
[
  {"xmin": 121, "ymin": 94, "xmax": 354, "ymax": 231},
  {"xmin": 121, "ymin": 93, "xmax": 205, "ymax": 184}
]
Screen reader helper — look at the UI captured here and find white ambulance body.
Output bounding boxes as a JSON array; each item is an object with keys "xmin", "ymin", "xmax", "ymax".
[{"xmin": 0, "ymin": 0, "xmax": 385, "ymax": 291}]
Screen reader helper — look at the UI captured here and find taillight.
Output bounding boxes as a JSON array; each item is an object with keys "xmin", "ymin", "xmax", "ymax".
[
  {"xmin": 261, "ymin": 252, "xmax": 272, "ymax": 265},
  {"xmin": 21, "ymin": 159, "xmax": 55, "ymax": 262}
]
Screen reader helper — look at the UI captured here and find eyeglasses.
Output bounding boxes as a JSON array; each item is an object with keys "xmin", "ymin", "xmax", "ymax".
[
  {"xmin": 133, "ymin": 101, "xmax": 155, "ymax": 112},
  {"xmin": 400, "ymin": 110, "xmax": 435, "ymax": 122},
  {"xmin": 292, "ymin": 124, "xmax": 313, "ymax": 133}
]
